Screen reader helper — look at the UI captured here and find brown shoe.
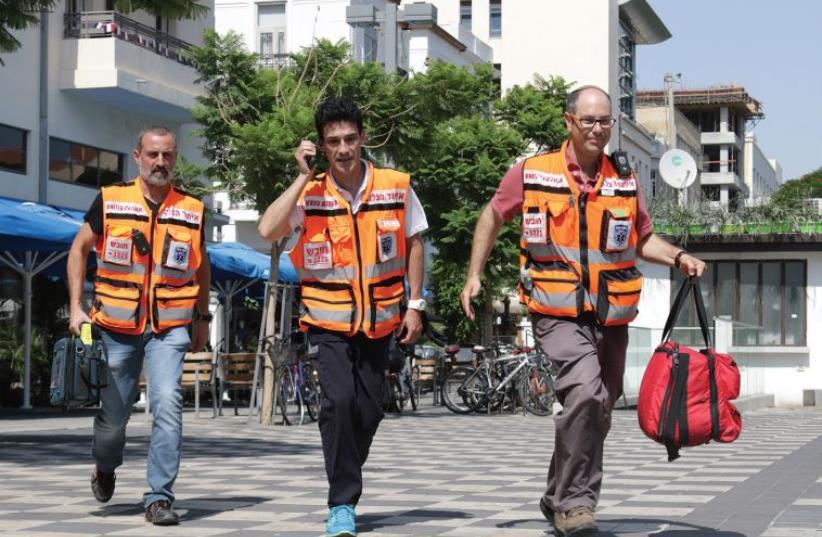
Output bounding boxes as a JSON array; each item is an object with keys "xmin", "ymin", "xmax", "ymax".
[{"xmin": 553, "ymin": 506, "xmax": 597, "ymax": 536}]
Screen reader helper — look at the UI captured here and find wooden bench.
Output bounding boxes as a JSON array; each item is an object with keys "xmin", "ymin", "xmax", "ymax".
[
  {"xmin": 216, "ymin": 352, "xmax": 259, "ymax": 416},
  {"xmin": 139, "ymin": 351, "xmax": 217, "ymax": 420}
]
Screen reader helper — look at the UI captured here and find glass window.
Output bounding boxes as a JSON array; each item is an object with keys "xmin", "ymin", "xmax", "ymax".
[
  {"xmin": 715, "ymin": 262, "xmax": 735, "ymax": 318},
  {"xmin": 258, "ymin": 3, "xmax": 286, "ymax": 57},
  {"xmin": 49, "ymin": 138, "xmax": 123, "ymax": 188},
  {"xmin": 784, "ymin": 261, "xmax": 805, "ymax": 345},
  {"xmin": 0, "ymin": 123, "xmax": 27, "ymax": 174},
  {"xmin": 737, "ymin": 263, "xmax": 759, "ymax": 346},
  {"xmin": 460, "ymin": 0, "xmax": 472, "ymax": 29},
  {"xmin": 489, "ymin": 0, "xmax": 501, "ymax": 37},
  {"xmin": 760, "ymin": 262, "xmax": 782, "ymax": 345}
]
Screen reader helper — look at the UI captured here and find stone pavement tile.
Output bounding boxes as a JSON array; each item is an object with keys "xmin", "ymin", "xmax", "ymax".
[
  {"xmin": 24, "ymin": 521, "xmax": 134, "ymax": 534},
  {"xmin": 762, "ymin": 529, "xmax": 822, "ymax": 537}
]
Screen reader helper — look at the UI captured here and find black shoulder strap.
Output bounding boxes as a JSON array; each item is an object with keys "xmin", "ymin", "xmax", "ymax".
[
  {"xmin": 662, "ymin": 352, "xmax": 690, "ymax": 462},
  {"xmin": 661, "ymin": 277, "xmax": 713, "ymax": 349}
]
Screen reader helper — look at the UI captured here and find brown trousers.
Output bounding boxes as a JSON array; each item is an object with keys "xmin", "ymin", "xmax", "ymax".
[{"xmin": 533, "ymin": 313, "xmax": 628, "ymax": 513}]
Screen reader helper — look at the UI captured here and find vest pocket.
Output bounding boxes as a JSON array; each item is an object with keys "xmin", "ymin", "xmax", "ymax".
[
  {"xmin": 600, "ymin": 208, "xmax": 633, "ymax": 253},
  {"xmin": 153, "ymin": 283, "xmax": 200, "ymax": 327},
  {"xmin": 300, "ymin": 281, "xmax": 355, "ymax": 332},
  {"xmin": 597, "ymin": 267, "xmax": 643, "ymax": 325},
  {"xmin": 328, "ymin": 225, "xmax": 353, "ymax": 266},
  {"xmin": 529, "ymin": 260, "xmax": 580, "ymax": 315},
  {"xmin": 161, "ymin": 228, "xmax": 193, "ymax": 272},
  {"xmin": 93, "ymin": 281, "xmax": 141, "ymax": 329},
  {"xmin": 368, "ymin": 275, "xmax": 404, "ymax": 333},
  {"xmin": 102, "ymin": 225, "xmax": 134, "ymax": 267}
]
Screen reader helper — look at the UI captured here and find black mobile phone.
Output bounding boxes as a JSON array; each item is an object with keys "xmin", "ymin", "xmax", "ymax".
[
  {"xmin": 610, "ymin": 151, "xmax": 632, "ymax": 177},
  {"xmin": 131, "ymin": 229, "xmax": 150, "ymax": 256}
]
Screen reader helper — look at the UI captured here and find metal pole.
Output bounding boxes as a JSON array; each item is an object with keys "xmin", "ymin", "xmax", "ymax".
[
  {"xmin": 22, "ymin": 253, "xmax": 33, "ymax": 409},
  {"xmin": 383, "ymin": 1, "xmax": 398, "ymax": 74},
  {"xmin": 38, "ymin": 10, "xmax": 49, "ymax": 204}
]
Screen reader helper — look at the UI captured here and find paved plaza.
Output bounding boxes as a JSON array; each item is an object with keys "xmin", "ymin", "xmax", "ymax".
[{"xmin": 2, "ymin": 404, "xmax": 822, "ymax": 536}]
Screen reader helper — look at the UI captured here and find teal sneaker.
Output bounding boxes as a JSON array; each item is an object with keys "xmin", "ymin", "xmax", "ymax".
[{"xmin": 326, "ymin": 504, "xmax": 357, "ymax": 537}]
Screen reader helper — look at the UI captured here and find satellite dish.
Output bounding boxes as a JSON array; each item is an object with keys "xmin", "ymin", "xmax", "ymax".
[{"xmin": 659, "ymin": 149, "xmax": 698, "ymax": 189}]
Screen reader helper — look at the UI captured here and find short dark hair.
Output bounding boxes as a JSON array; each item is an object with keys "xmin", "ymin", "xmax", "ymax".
[
  {"xmin": 136, "ymin": 126, "xmax": 177, "ymax": 150},
  {"xmin": 565, "ymin": 85, "xmax": 612, "ymax": 114},
  {"xmin": 314, "ymin": 97, "xmax": 363, "ymax": 140}
]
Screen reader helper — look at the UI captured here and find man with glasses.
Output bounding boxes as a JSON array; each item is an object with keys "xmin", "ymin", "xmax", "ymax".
[{"xmin": 460, "ymin": 86, "xmax": 704, "ymax": 536}]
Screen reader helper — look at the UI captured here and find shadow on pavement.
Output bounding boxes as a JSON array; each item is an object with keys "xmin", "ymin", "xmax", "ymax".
[
  {"xmin": 90, "ymin": 495, "xmax": 270, "ymax": 522},
  {"xmin": 358, "ymin": 508, "xmax": 472, "ymax": 532},
  {"xmin": 0, "ymin": 433, "xmax": 320, "ymax": 466},
  {"xmin": 498, "ymin": 516, "xmax": 747, "ymax": 536}
]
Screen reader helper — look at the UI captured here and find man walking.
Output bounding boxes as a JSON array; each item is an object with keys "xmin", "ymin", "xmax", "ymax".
[
  {"xmin": 460, "ymin": 86, "xmax": 705, "ymax": 536},
  {"xmin": 67, "ymin": 126, "xmax": 211, "ymax": 525},
  {"xmin": 259, "ymin": 97, "xmax": 427, "ymax": 537}
]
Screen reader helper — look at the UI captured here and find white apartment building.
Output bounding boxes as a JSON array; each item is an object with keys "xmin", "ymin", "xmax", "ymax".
[
  {"xmin": 0, "ymin": 0, "xmax": 214, "ymax": 213},
  {"xmin": 214, "ymin": 0, "xmax": 492, "ymax": 248},
  {"xmin": 745, "ymin": 133, "xmax": 782, "ymax": 203}
]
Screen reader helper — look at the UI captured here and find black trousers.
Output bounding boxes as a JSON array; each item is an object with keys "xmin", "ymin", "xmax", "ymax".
[{"xmin": 308, "ymin": 327, "xmax": 390, "ymax": 507}]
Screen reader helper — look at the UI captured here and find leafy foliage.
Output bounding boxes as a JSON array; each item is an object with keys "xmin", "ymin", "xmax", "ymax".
[
  {"xmin": 771, "ymin": 167, "xmax": 822, "ymax": 207},
  {"xmin": 494, "ymin": 75, "xmax": 569, "ymax": 152}
]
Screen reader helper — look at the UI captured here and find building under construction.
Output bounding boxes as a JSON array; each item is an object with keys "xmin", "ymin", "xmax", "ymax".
[{"xmin": 637, "ymin": 85, "xmax": 778, "ymax": 207}]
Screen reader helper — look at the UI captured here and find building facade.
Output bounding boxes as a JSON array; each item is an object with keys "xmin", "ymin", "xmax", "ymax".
[{"xmin": 0, "ymin": 0, "xmax": 214, "ymax": 213}]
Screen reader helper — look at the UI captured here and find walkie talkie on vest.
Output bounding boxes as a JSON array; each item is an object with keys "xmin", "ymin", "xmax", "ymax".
[
  {"xmin": 132, "ymin": 229, "xmax": 150, "ymax": 256},
  {"xmin": 610, "ymin": 151, "xmax": 632, "ymax": 178}
]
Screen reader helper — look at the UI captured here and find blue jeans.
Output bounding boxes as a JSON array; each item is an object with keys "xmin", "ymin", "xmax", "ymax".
[{"xmin": 92, "ymin": 326, "xmax": 190, "ymax": 507}]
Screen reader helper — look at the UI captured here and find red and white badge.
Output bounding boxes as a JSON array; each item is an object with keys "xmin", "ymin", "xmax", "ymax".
[
  {"xmin": 523, "ymin": 213, "xmax": 548, "ymax": 243},
  {"xmin": 165, "ymin": 239, "xmax": 191, "ymax": 271},
  {"xmin": 377, "ymin": 232, "xmax": 398, "ymax": 262},
  {"xmin": 104, "ymin": 236, "xmax": 132, "ymax": 266},
  {"xmin": 304, "ymin": 241, "xmax": 332, "ymax": 270}
]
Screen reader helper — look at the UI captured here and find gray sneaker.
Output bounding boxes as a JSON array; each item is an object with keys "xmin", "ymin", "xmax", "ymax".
[
  {"xmin": 145, "ymin": 500, "xmax": 180, "ymax": 526},
  {"xmin": 553, "ymin": 506, "xmax": 597, "ymax": 536}
]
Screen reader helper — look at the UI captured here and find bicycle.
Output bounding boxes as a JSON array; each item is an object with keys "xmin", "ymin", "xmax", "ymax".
[
  {"xmin": 441, "ymin": 346, "xmax": 555, "ymax": 416},
  {"xmin": 384, "ymin": 340, "xmax": 417, "ymax": 413}
]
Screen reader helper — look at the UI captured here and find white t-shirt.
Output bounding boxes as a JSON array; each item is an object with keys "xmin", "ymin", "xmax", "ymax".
[{"xmin": 288, "ymin": 160, "xmax": 429, "ymax": 237}]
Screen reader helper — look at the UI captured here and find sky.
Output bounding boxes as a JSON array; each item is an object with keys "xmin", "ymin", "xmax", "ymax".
[{"xmin": 638, "ymin": 0, "xmax": 822, "ymax": 182}]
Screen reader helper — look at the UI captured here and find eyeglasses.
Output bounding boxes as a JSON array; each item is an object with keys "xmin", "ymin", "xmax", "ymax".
[{"xmin": 572, "ymin": 116, "xmax": 616, "ymax": 130}]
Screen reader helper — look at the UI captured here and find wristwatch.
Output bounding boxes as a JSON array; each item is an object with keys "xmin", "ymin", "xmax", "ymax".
[
  {"xmin": 194, "ymin": 310, "xmax": 213, "ymax": 322},
  {"xmin": 407, "ymin": 298, "xmax": 426, "ymax": 312}
]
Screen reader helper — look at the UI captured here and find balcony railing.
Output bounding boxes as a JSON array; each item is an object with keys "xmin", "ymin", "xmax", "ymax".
[
  {"xmin": 258, "ymin": 53, "xmax": 292, "ymax": 70},
  {"xmin": 64, "ymin": 11, "xmax": 195, "ymax": 67}
]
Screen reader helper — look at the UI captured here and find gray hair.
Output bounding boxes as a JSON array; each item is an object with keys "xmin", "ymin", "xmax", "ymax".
[
  {"xmin": 565, "ymin": 85, "xmax": 612, "ymax": 114},
  {"xmin": 136, "ymin": 126, "xmax": 177, "ymax": 150}
]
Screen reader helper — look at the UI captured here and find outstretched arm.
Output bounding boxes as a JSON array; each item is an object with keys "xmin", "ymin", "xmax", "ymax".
[
  {"xmin": 460, "ymin": 203, "xmax": 504, "ymax": 320},
  {"xmin": 638, "ymin": 233, "xmax": 706, "ymax": 277}
]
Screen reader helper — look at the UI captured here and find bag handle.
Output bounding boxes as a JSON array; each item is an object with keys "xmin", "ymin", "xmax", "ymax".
[{"xmin": 660, "ymin": 276, "xmax": 713, "ymax": 348}]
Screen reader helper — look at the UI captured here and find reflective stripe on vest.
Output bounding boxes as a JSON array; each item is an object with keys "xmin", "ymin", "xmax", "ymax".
[
  {"xmin": 519, "ymin": 141, "xmax": 642, "ymax": 326},
  {"xmin": 92, "ymin": 180, "xmax": 204, "ymax": 335},
  {"xmin": 290, "ymin": 163, "xmax": 409, "ymax": 338}
]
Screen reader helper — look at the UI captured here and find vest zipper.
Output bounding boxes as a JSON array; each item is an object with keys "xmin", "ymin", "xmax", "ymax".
[
  {"xmin": 578, "ymin": 192, "xmax": 590, "ymax": 312},
  {"xmin": 351, "ymin": 210, "xmax": 365, "ymax": 332},
  {"xmin": 148, "ymin": 210, "xmax": 157, "ymax": 332}
]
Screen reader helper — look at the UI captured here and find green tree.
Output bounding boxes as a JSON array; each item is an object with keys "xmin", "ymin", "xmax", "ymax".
[
  {"xmin": 494, "ymin": 75, "xmax": 569, "ymax": 152},
  {"xmin": 0, "ymin": 0, "xmax": 208, "ymax": 64},
  {"xmin": 771, "ymin": 167, "xmax": 822, "ymax": 207}
]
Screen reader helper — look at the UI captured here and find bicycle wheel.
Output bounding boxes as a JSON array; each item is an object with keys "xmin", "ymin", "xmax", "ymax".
[
  {"xmin": 522, "ymin": 364, "xmax": 555, "ymax": 416},
  {"xmin": 405, "ymin": 375, "xmax": 417, "ymax": 411},
  {"xmin": 302, "ymin": 364, "xmax": 321, "ymax": 422},
  {"xmin": 441, "ymin": 366, "xmax": 486, "ymax": 414},
  {"xmin": 386, "ymin": 375, "xmax": 405, "ymax": 413},
  {"xmin": 277, "ymin": 366, "xmax": 304, "ymax": 425}
]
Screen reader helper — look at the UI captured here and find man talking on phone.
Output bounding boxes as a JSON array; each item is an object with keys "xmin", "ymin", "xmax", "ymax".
[{"xmin": 259, "ymin": 97, "xmax": 427, "ymax": 537}]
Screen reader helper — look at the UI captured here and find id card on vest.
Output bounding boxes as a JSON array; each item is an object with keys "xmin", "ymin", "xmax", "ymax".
[
  {"xmin": 606, "ymin": 219, "xmax": 631, "ymax": 251},
  {"xmin": 304, "ymin": 241, "xmax": 332, "ymax": 270},
  {"xmin": 104, "ymin": 236, "xmax": 133, "ymax": 266},
  {"xmin": 523, "ymin": 213, "xmax": 548, "ymax": 243},
  {"xmin": 165, "ymin": 240, "xmax": 191, "ymax": 271},
  {"xmin": 378, "ymin": 232, "xmax": 398, "ymax": 262}
]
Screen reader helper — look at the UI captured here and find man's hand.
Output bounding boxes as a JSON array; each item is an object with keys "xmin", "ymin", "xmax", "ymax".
[
  {"xmin": 678, "ymin": 253, "xmax": 707, "ymax": 278},
  {"xmin": 460, "ymin": 275, "xmax": 482, "ymax": 321},
  {"xmin": 397, "ymin": 308, "xmax": 423, "ymax": 344},
  {"xmin": 190, "ymin": 321, "xmax": 209, "ymax": 352},
  {"xmin": 68, "ymin": 307, "xmax": 93, "ymax": 336},
  {"xmin": 295, "ymin": 140, "xmax": 317, "ymax": 177}
]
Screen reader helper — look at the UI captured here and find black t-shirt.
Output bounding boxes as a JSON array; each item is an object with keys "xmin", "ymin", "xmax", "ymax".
[{"xmin": 84, "ymin": 192, "xmax": 205, "ymax": 245}]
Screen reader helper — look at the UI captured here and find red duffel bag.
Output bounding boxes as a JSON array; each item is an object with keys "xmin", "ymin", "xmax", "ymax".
[{"xmin": 637, "ymin": 277, "xmax": 742, "ymax": 461}]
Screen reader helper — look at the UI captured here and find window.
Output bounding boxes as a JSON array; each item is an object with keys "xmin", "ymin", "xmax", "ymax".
[
  {"xmin": 460, "ymin": 0, "xmax": 472, "ymax": 30},
  {"xmin": 670, "ymin": 260, "xmax": 806, "ymax": 347},
  {"xmin": 0, "ymin": 123, "xmax": 27, "ymax": 174},
  {"xmin": 49, "ymin": 138, "xmax": 124, "ymax": 188},
  {"xmin": 618, "ymin": 20, "xmax": 636, "ymax": 118},
  {"xmin": 258, "ymin": 3, "xmax": 286, "ymax": 62},
  {"xmin": 489, "ymin": 0, "xmax": 501, "ymax": 37}
]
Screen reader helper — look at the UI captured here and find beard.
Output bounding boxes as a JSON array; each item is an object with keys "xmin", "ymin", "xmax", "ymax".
[{"xmin": 143, "ymin": 167, "xmax": 171, "ymax": 186}]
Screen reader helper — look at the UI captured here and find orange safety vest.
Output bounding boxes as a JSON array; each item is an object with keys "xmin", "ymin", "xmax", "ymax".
[
  {"xmin": 519, "ymin": 141, "xmax": 643, "ymax": 326},
  {"xmin": 91, "ymin": 180, "xmax": 204, "ymax": 335},
  {"xmin": 290, "ymin": 162, "xmax": 408, "ymax": 339}
]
